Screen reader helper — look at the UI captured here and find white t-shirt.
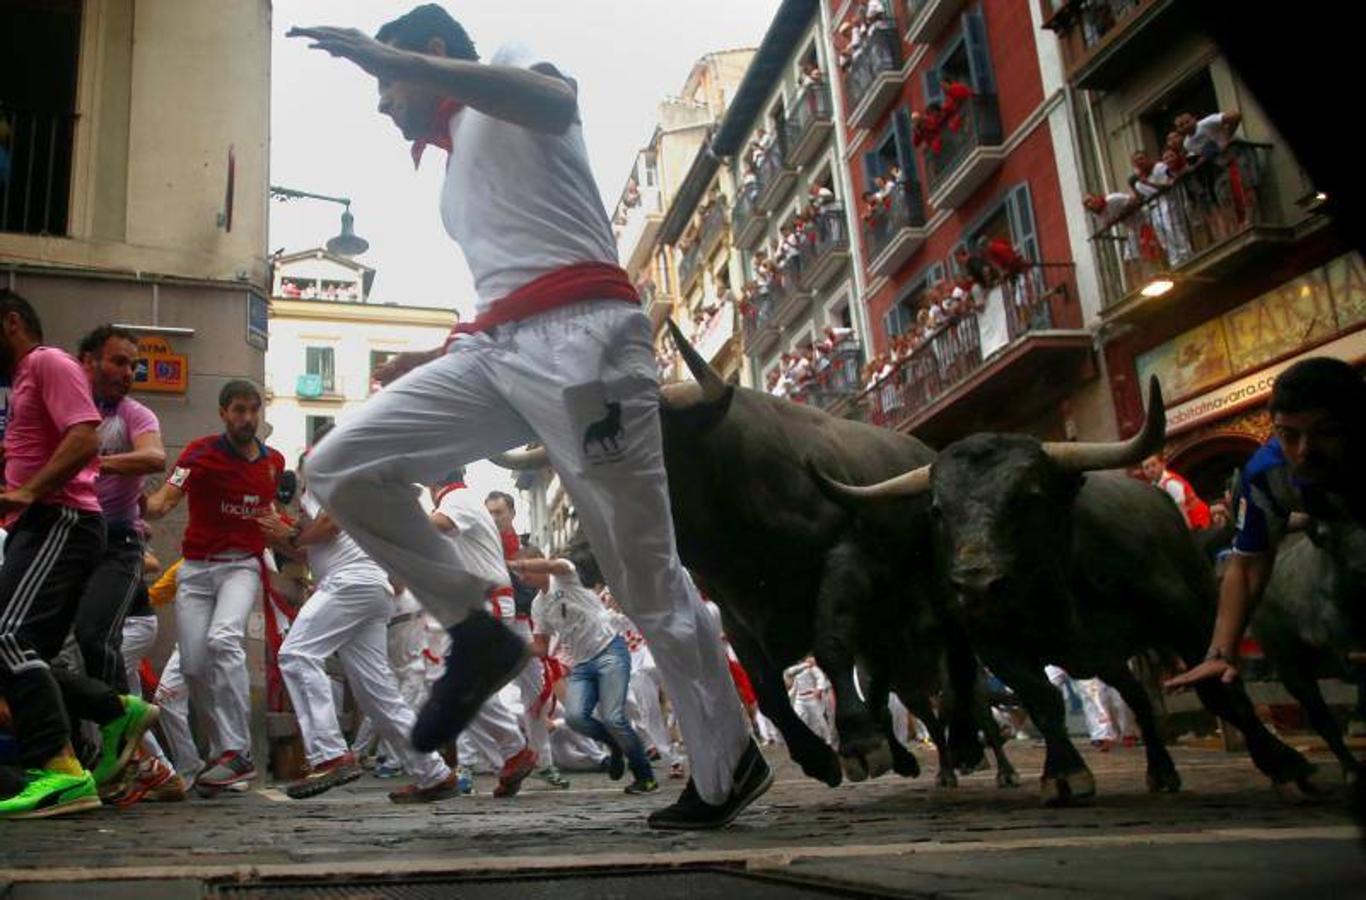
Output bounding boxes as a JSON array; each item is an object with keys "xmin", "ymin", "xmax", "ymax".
[
  {"xmin": 300, "ymin": 493, "xmax": 387, "ymax": 587},
  {"xmin": 787, "ymin": 661, "xmax": 827, "ymax": 700},
  {"xmin": 440, "ymin": 43, "xmax": 619, "ymax": 313},
  {"xmin": 531, "ymin": 562, "xmax": 617, "ymax": 666},
  {"xmin": 434, "ymin": 486, "xmax": 513, "ymax": 590},
  {"xmin": 1184, "ymin": 113, "xmax": 1228, "ymax": 158}
]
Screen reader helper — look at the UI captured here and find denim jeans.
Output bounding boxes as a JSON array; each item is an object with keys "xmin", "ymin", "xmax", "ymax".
[{"xmin": 564, "ymin": 635, "xmax": 654, "ymax": 782}]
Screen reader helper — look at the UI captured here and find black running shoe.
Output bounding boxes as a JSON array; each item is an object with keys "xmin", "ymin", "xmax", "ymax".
[
  {"xmin": 647, "ymin": 739, "xmax": 773, "ymax": 831},
  {"xmin": 607, "ymin": 745, "xmax": 626, "ymax": 781},
  {"xmin": 411, "ymin": 611, "xmax": 529, "ymax": 753}
]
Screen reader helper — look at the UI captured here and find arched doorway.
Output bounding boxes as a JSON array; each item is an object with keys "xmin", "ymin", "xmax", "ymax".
[{"xmin": 1168, "ymin": 432, "xmax": 1262, "ymax": 505}]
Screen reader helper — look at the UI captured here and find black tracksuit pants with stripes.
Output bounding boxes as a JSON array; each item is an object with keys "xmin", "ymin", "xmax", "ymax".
[{"xmin": 0, "ymin": 503, "xmax": 123, "ymax": 768}]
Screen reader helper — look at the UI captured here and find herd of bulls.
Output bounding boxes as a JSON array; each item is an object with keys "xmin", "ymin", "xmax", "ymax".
[{"xmin": 496, "ymin": 321, "xmax": 1365, "ymax": 806}]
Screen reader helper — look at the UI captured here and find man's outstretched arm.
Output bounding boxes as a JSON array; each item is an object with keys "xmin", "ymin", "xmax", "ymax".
[{"xmin": 288, "ymin": 26, "xmax": 577, "ymax": 134}]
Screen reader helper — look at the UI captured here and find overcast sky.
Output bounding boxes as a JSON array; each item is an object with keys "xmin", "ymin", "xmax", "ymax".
[
  {"xmin": 269, "ymin": 1, "xmax": 780, "ymax": 528},
  {"xmin": 270, "ymin": 0, "xmax": 780, "ymax": 315}
]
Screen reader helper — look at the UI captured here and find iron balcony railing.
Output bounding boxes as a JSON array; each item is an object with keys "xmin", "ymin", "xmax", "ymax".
[
  {"xmin": 786, "ymin": 83, "xmax": 833, "ymax": 148},
  {"xmin": 845, "ymin": 27, "xmax": 903, "ymax": 112},
  {"xmin": 678, "ymin": 241, "xmax": 704, "ymax": 292},
  {"xmin": 1090, "ymin": 140, "xmax": 1276, "ymax": 309},
  {"xmin": 697, "ymin": 196, "xmax": 729, "ymax": 255},
  {"xmin": 920, "ymin": 94, "xmax": 1004, "ymax": 197},
  {"xmin": 1, "ymin": 107, "xmax": 77, "ymax": 236},
  {"xmin": 858, "ymin": 261, "xmax": 1078, "ymax": 430},
  {"xmin": 755, "ymin": 132, "xmax": 793, "ymax": 205},
  {"xmin": 793, "ymin": 344, "xmax": 866, "ymax": 412},
  {"xmin": 861, "ymin": 184, "xmax": 928, "ymax": 263},
  {"xmin": 741, "ymin": 290, "xmax": 777, "ymax": 346},
  {"xmin": 797, "ymin": 206, "xmax": 851, "ymax": 286}
]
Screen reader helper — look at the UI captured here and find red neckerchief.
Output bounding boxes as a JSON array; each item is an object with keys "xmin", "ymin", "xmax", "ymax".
[
  {"xmin": 434, "ymin": 481, "xmax": 467, "ymax": 507},
  {"xmin": 411, "ymin": 97, "xmax": 464, "ymax": 169}
]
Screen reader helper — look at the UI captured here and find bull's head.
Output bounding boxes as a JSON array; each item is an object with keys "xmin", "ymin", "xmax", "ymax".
[
  {"xmin": 488, "ymin": 318, "xmax": 735, "ymax": 473},
  {"xmin": 818, "ymin": 378, "xmax": 1166, "ymax": 614}
]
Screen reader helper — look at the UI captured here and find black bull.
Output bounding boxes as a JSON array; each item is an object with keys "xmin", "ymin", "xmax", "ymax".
[
  {"xmin": 820, "ymin": 378, "xmax": 1317, "ymax": 804},
  {"xmin": 495, "ymin": 320, "xmax": 1015, "ymax": 789}
]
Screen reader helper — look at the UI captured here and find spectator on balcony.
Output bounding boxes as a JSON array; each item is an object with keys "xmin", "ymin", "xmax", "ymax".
[
  {"xmin": 809, "ymin": 183, "xmax": 836, "ymax": 210},
  {"xmin": 1083, "ymin": 192, "xmax": 1137, "ymax": 226},
  {"xmin": 952, "ymin": 244, "xmax": 991, "ymax": 291},
  {"xmin": 740, "ymin": 166, "xmax": 759, "ymax": 199},
  {"xmin": 911, "ymin": 106, "xmax": 945, "ymax": 155},
  {"xmin": 980, "ymin": 235, "xmax": 1029, "ymax": 283},
  {"xmin": 1132, "ymin": 150, "xmax": 1193, "ymax": 266},
  {"xmin": 940, "ymin": 78, "xmax": 975, "ymax": 135},
  {"xmin": 798, "ymin": 61, "xmax": 824, "ymax": 91},
  {"xmin": 1175, "ymin": 110, "xmax": 1242, "ymax": 163},
  {"xmin": 623, "ymin": 178, "xmax": 641, "ymax": 209}
]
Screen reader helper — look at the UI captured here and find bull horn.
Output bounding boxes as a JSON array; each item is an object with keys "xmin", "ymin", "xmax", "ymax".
[
  {"xmin": 663, "ymin": 317, "xmax": 728, "ymax": 408},
  {"xmin": 813, "ymin": 462, "xmax": 933, "ymax": 503},
  {"xmin": 489, "ymin": 446, "xmax": 550, "ymax": 470},
  {"xmin": 1041, "ymin": 376, "xmax": 1166, "ymax": 472}
]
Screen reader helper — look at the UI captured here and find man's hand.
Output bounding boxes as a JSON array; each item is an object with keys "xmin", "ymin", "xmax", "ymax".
[
  {"xmin": 373, "ymin": 348, "xmax": 443, "ymax": 387},
  {"xmin": 288, "ymin": 26, "xmax": 411, "ymax": 79},
  {"xmin": 0, "ymin": 487, "xmax": 35, "ymax": 517},
  {"xmin": 257, "ymin": 510, "xmax": 294, "ymax": 545},
  {"xmin": 1164, "ymin": 657, "xmax": 1240, "ymax": 691}
]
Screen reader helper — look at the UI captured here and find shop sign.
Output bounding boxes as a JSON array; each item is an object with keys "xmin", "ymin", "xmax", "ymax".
[
  {"xmin": 133, "ymin": 336, "xmax": 189, "ymax": 394},
  {"xmin": 1165, "ymin": 328, "xmax": 1366, "ymax": 433},
  {"xmin": 1138, "ymin": 252, "xmax": 1363, "ymax": 401}
]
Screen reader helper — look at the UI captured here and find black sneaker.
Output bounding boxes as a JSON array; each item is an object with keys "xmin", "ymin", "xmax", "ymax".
[
  {"xmin": 411, "ymin": 611, "xmax": 529, "ymax": 753},
  {"xmin": 607, "ymin": 745, "xmax": 626, "ymax": 781},
  {"xmin": 647, "ymin": 739, "xmax": 773, "ymax": 831}
]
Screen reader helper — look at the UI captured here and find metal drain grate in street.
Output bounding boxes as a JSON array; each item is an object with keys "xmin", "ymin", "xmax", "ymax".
[{"xmin": 210, "ymin": 866, "xmax": 901, "ymax": 899}]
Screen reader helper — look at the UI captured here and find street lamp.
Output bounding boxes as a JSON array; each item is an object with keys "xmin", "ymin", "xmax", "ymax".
[{"xmin": 269, "ymin": 185, "xmax": 370, "ymax": 256}]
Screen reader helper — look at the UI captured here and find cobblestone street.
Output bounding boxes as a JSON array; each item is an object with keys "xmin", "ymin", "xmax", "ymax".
[{"xmin": 1, "ymin": 741, "xmax": 1359, "ymax": 897}]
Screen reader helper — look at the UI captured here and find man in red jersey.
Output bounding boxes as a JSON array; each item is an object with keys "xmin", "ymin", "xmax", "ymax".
[{"xmin": 144, "ymin": 380, "xmax": 284, "ymax": 793}]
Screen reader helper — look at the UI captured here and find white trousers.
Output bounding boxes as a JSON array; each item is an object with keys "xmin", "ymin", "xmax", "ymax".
[
  {"xmin": 306, "ymin": 300, "xmax": 750, "ymax": 803},
  {"xmin": 121, "ymin": 613, "xmax": 172, "ymax": 766},
  {"xmin": 550, "ymin": 715, "xmax": 610, "ymax": 772},
  {"xmin": 278, "ymin": 577, "xmax": 449, "ymax": 787},
  {"xmin": 152, "ymin": 649, "xmax": 204, "ymax": 777},
  {"xmin": 174, "ymin": 558, "xmax": 259, "ymax": 757},
  {"xmin": 794, "ymin": 695, "xmax": 833, "ymax": 746},
  {"xmin": 628, "ymin": 663, "xmax": 677, "ymax": 766},
  {"xmin": 506, "ymin": 618, "xmax": 552, "ymax": 768},
  {"xmin": 1076, "ymin": 678, "xmax": 1136, "ymax": 742}
]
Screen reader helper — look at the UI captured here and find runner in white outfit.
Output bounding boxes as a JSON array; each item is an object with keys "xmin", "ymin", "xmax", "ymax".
[
  {"xmin": 428, "ymin": 474, "xmax": 537, "ymax": 798},
  {"xmin": 293, "ymin": 10, "xmax": 762, "ymax": 829},
  {"xmin": 786, "ymin": 657, "xmax": 834, "ymax": 747},
  {"xmin": 265, "ymin": 486, "xmax": 454, "ymax": 801}
]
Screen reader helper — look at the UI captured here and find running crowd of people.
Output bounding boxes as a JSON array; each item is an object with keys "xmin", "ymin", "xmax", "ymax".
[{"xmin": 0, "ymin": 298, "xmax": 758, "ymax": 815}]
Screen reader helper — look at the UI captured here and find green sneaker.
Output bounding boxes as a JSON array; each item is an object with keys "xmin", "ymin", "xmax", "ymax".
[
  {"xmin": 91, "ymin": 695, "xmax": 160, "ymax": 787},
  {"xmin": 0, "ymin": 769, "xmax": 101, "ymax": 819}
]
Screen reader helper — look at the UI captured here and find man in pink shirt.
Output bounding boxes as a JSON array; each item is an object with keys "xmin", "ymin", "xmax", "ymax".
[
  {"xmin": 72, "ymin": 325, "xmax": 166, "ymax": 693},
  {"xmin": 0, "ymin": 291, "xmax": 159, "ymax": 819}
]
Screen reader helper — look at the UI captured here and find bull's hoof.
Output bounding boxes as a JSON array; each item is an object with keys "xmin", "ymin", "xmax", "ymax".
[
  {"xmin": 797, "ymin": 745, "xmax": 843, "ymax": 788},
  {"xmin": 950, "ymin": 730, "xmax": 986, "ymax": 773},
  {"xmin": 890, "ymin": 742, "xmax": 921, "ymax": 779},
  {"xmin": 840, "ymin": 738, "xmax": 894, "ymax": 783},
  {"xmin": 1040, "ymin": 768, "xmax": 1096, "ymax": 807},
  {"xmin": 997, "ymin": 768, "xmax": 1021, "ymax": 789},
  {"xmin": 956, "ymin": 756, "xmax": 991, "ymax": 776},
  {"xmin": 936, "ymin": 769, "xmax": 959, "ymax": 789},
  {"xmin": 1145, "ymin": 768, "xmax": 1181, "ymax": 793}
]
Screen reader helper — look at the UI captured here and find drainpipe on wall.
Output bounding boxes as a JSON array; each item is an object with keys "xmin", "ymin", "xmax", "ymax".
[{"xmin": 819, "ymin": 0, "xmax": 873, "ymax": 354}]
